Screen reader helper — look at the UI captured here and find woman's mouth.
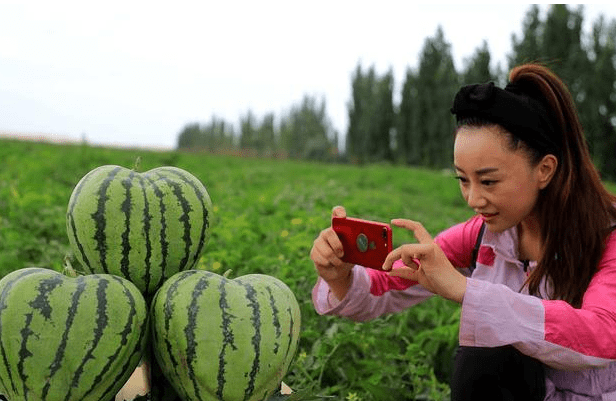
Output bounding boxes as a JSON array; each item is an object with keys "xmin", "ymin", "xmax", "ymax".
[{"xmin": 480, "ymin": 212, "xmax": 499, "ymax": 220}]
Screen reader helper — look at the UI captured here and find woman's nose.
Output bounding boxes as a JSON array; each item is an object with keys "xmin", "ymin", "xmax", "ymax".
[{"xmin": 466, "ymin": 185, "xmax": 487, "ymax": 209}]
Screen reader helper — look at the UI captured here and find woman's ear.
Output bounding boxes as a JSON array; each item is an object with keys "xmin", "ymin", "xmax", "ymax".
[{"xmin": 537, "ymin": 154, "xmax": 558, "ymax": 189}]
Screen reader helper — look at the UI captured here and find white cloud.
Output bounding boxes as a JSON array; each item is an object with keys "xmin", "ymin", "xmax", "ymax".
[{"xmin": 1, "ymin": 2, "xmax": 615, "ymax": 149}]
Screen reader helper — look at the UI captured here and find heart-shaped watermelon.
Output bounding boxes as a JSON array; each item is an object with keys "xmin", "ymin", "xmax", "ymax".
[
  {"xmin": 150, "ymin": 270, "xmax": 301, "ymax": 401},
  {"xmin": 66, "ymin": 165, "xmax": 213, "ymax": 300},
  {"xmin": 0, "ymin": 267, "xmax": 148, "ymax": 401}
]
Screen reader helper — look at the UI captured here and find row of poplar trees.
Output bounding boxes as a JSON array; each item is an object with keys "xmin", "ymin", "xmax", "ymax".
[
  {"xmin": 177, "ymin": 5, "xmax": 616, "ymax": 180},
  {"xmin": 177, "ymin": 95, "xmax": 338, "ymax": 161}
]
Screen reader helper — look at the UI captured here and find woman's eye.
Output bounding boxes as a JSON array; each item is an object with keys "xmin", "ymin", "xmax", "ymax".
[
  {"xmin": 455, "ymin": 176, "xmax": 469, "ymax": 184},
  {"xmin": 481, "ymin": 180, "xmax": 497, "ymax": 186}
]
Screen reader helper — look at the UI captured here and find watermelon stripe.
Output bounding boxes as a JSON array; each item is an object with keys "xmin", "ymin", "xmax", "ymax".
[
  {"xmin": 162, "ymin": 168, "xmax": 210, "ymax": 265},
  {"xmin": 67, "ymin": 165, "xmax": 211, "ymax": 299},
  {"xmin": 92, "ymin": 166, "xmax": 122, "ymax": 274},
  {"xmin": 272, "ymin": 280, "xmax": 298, "ymax": 364},
  {"xmin": 81, "ymin": 276, "xmax": 147, "ymax": 401},
  {"xmin": 184, "ymin": 275, "xmax": 209, "ymax": 400},
  {"xmin": 271, "ymin": 281, "xmax": 295, "ymax": 366},
  {"xmin": 265, "ymin": 286, "xmax": 282, "ymax": 354},
  {"xmin": 284, "ymin": 305, "xmax": 297, "ymax": 364},
  {"xmin": 40, "ymin": 276, "xmax": 87, "ymax": 400},
  {"xmin": 241, "ymin": 282, "xmax": 262, "ymax": 400},
  {"xmin": 161, "ymin": 271, "xmax": 195, "ymax": 398},
  {"xmin": 150, "ymin": 272, "xmax": 300, "ymax": 401},
  {"xmin": 144, "ymin": 176, "xmax": 170, "ymax": 292},
  {"xmin": 64, "ymin": 279, "xmax": 108, "ymax": 401},
  {"xmin": 137, "ymin": 176, "xmax": 154, "ymax": 296},
  {"xmin": 25, "ymin": 276, "xmax": 65, "ymax": 398},
  {"xmin": 0, "ymin": 269, "xmax": 147, "ymax": 401},
  {"xmin": 66, "ymin": 169, "xmax": 99, "ymax": 270},
  {"xmin": 119, "ymin": 173, "xmax": 134, "ymax": 281},
  {"xmin": 95, "ymin": 277, "xmax": 147, "ymax": 401},
  {"xmin": 0, "ymin": 268, "xmax": 43, "ymax": 396},
  {"xmin": 17, "ymin": 312, "xmax": 34, "ymax": 399},
  {"xmin": 156, "ymin": 173, "xmax": 193, "ymax": 272},
  {"xmin": 28, "ymin": 275, "xmax": 63, "ymax": 322},
  {"xmin": 216, "ymin": 277, "xmax": 236, "ymax": 399}
]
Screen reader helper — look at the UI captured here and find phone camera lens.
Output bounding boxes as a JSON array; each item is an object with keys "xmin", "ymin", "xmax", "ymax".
[{"xmin": 356, "ymin": 233, "xmax": 368, "ymax": 252}]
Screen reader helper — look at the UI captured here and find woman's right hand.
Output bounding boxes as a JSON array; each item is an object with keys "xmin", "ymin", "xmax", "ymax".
[{"xmin": 310, "ymin": 206, "xmax": 355, "ymax": 300}]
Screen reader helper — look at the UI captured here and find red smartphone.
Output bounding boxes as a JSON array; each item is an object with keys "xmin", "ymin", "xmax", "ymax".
[{"xmin": 332, "ymin": 216, "xmax": 393, "ymax": 270}]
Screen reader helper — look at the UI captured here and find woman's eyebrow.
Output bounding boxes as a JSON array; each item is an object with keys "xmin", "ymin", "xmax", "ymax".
[
  {"xmin": 453, "ymin": 165, "xmax": 499, "ymax": 175},
  {"xmin": 476, "ymin": 167, "xmax": 499, "ymax": 175}
]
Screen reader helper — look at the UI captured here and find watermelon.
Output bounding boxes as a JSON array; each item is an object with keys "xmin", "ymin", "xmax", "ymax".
[
  {"xmin": 0, "ymin": 267, "xmax": 148, "ymax": 401},
  {"xmin": 150, "ymin": 270, "xmax": 301, "ymax": 401},
  {"xmin": 66, "ymin": 165, "xmax": 212, "ymax": 299}
]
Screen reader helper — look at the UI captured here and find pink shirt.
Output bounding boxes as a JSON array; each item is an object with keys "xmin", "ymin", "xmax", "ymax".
[{"xmin": 312, "ymin": 215, "xmax": 616, "ymax": 400}]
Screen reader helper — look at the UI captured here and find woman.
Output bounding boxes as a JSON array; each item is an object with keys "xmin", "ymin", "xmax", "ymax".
[{"xmin": 310, "ymin": 63, "xmax": 616, "ymax": 400}]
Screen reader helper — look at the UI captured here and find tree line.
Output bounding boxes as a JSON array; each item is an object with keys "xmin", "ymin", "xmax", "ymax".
[
  {"xmin": 177, "ymin": 5, "xmax": 616, "ymax": 180},
  {"xmin": 177, "ymin": 96, "xmax": 339, "ymax": 161}
]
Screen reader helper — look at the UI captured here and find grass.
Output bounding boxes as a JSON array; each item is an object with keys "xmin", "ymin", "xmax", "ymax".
[{"xmin": 3, "ymin": 138, "xmax": 612, "ymax": 400}]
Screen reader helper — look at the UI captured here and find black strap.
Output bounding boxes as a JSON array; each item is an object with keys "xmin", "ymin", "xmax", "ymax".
[
  {"xmin": 467, "ymin": 223, "xmax": 613, "ymax": 277},
  {"xmin": 469, "ymin": 222, "xmax": 486, "ymax": 274}
]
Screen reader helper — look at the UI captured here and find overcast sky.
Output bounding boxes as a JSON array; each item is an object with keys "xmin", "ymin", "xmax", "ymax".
[{"xmin": 1, "ymin": 2, "xmax": 615, "ymax": 150}]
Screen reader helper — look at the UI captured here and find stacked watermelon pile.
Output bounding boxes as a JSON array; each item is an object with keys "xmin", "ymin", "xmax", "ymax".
[{"xmin": 0, "ymin": 165, "xmax": 301, "ymax": 401}]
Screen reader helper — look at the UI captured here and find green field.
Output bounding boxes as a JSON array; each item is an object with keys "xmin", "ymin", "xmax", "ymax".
[{"xmin": 9, "ymin": 137, "xmax": 604, "ymax": 400}]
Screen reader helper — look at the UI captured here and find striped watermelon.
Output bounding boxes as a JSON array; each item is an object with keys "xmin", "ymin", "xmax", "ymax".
[
  {"xmin": 66, "ymin": 165, "xmax": 212, "ymax": 299},
  {"xmin": 0, "ymin": 267, "xmax": 148, "ymax": 401},
  {"xmin": 150, "ymin": 270, "xmax": 301, "ymax": 401}
]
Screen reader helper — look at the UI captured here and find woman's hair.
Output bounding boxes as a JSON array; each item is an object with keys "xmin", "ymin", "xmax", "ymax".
[
  {"xmin": 456, "ymin": 64, "xmax": 616, "ymax": 307},
  {"xmin": 508, "ymin": 64, "xmax": 616, "ymax": 307}
]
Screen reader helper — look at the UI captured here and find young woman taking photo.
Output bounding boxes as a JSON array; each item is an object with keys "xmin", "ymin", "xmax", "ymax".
[{"xmin": 310, "ymin": 63, "xmax": 616, "ymax": 400}]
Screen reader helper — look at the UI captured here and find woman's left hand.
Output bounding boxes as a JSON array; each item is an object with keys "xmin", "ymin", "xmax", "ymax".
[{"xmin": 382, "ymin": 219, "xmax": 467, "ymax": 303}]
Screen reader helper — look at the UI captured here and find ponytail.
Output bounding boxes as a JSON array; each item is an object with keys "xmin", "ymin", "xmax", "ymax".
[{"xmin": 509, "ymin": 64, "xmax": 616, "ymax": 307}]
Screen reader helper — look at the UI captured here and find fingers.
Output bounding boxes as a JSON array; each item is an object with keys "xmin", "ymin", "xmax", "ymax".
[
  {"xmin": 382, "ymin": 243, "xmax": 432, "ymax": 271},
  {"xmin": 391, "ymin": 219, "xmax": 433, "ymax": 243},
  {"xmin": 388, "ymin": 265, "xmax": 419, "ymax": 280},
  {"xmin": 322, "ymin": 227, "xmax": 344, "ymax": 258},
  {"xmin": 311, "ymin": 227, "xmax": 347, "ymax": 268},
  {"xmin": 311, "ymin": 206, "xmax": 355, "ymax": 285},
  {"xmin": 332, "ymin": 205, "xmax": 346, "ymax": 218}
]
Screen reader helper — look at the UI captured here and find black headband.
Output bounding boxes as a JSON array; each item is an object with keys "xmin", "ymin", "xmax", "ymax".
[{"xmin": 451, "ymin": 82, "xmax": 560, "ymax": 156}]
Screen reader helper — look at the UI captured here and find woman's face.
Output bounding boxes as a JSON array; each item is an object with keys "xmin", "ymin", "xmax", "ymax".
[{"xmin": 453, "ymin": 125, "xmax": 550, "ymax": 233}]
